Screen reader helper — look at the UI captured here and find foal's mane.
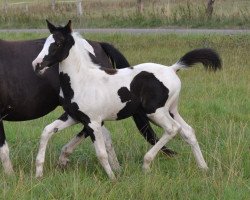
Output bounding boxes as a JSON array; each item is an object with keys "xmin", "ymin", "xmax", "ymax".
[{"xmin": 71, "ymin": 32, "xmax": 95, "ymax": 56}]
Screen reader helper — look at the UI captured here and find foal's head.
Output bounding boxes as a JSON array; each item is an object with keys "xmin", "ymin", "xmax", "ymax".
[{"xmin": 32, "ymin": 20, "xmax": 74, "ymax": 75}]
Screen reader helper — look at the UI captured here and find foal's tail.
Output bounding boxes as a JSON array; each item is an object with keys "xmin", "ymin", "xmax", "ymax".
[{"xmin": 171, "ymin": 48, "xmax": 222, "ymax": 71}]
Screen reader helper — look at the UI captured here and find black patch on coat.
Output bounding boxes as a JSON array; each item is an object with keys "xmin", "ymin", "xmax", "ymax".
[
  {"xmin": 76, "ymin": 127, "xmax": 95, "ymax": 142},
  {"xmin": 116, "ymin": 87, "xmax": 140, "ymax": 120},
  {"xmin": 99, "ymin": 67, "xmax": 117, "ymax": 75},
  {"xmin": 169, "ymin": 112, "xmax": 174, "ymax": 119},
  {"xmin": 117, "ymin": 71, "xmax": 169, "ymax": 119},
  {"xmin": 131, "ymin": 71, "xmax": 169, "ymax": 114},
  {"xmin": 58, "ymin": 112, "xmax": 69, "ymax": 122},
  {"xmin": 88, "ymin": 52, "xmax": 117, "ymax": 75},
  {"xmin": 59, "ymin": 72, "xmax": 74, "ymax": 100},
  {"xmin": 40, "ymin": 32, "xmax": 75, "ymax": 71},
  {"xmin": 59, "ymin": 72, "xmax": 95, "ymax": 141},
  {"xmin": 118, "ymin": 87, "xmax": 131, "ymax": 103},
  {"xmin": 0, "ymin": 120, "xmax": 6, "ymax": 147}
]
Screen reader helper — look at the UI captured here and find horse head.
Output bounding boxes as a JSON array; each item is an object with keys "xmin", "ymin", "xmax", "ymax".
[{"xmin": 32, "ymin": 20, "xmax": 74, "ymax": 75}]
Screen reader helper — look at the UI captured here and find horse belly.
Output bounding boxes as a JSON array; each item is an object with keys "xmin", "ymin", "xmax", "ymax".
[{"xmin": 77, "ymin": 96, "xmax": 125, "ymax": 121}]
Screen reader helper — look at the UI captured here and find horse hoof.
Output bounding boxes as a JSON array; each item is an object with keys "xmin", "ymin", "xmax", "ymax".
[
  {"xmin": 58, "ymin": 157, "xmax": 70, "ymax": 168},
  {"xmin": 142, "ymin": 164, "xmax": 151, "ymax": 173},
  {"xmin": 35, "ymin": 172, "xmax": 43, "ymax": 179}
]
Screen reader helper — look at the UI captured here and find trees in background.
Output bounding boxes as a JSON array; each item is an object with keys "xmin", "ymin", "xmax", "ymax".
[
  {"xmin": 137, "ymin": 0, "xmax": 144, "ymax": 14},
  {"xmin": 136, "ymin": 0, "xmax": 216, "ymax": 18},
  {"xmin": 206, "ymin": 0, "xmax": 215, "ymax": 18}
]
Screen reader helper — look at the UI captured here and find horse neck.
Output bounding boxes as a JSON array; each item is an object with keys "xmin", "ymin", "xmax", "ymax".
[{"xmin": 59, "ymin": 38, "xmax": 97, "ymax": 80}]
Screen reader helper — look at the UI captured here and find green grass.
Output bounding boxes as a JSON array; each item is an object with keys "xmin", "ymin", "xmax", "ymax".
[
  {"xmin": 0, "ymin": 0, "xmax": 250, "ymax": 29},
  {"xmin": 0, "ymin": 32, "xmax": 249, "ymax": 199}
]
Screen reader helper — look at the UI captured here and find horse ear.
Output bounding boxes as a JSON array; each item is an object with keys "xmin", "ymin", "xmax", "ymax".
[
  {"xmin": 65, "ymin": 20, "xmax": 72, "ymax": 33},
  {"xmin": 46, "ymin": 19, "xmax": 57, "ymax": 33}
]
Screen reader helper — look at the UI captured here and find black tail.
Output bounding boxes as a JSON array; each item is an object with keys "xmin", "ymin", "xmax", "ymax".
[
  {"xmin": 172, "ymin": 48, "xmax": 222, "ymax": 71},
  {"xmin": 100, "ymin": 42, "xmax": 130, "ymax": 69}
]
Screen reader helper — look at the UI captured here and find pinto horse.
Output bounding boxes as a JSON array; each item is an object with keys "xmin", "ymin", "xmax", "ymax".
[
  {"xmin": 33, "ymin": 20, "xmax": 221, "ymax": 179},
  {"xmin": 0, "ymin": 32, "xmax": 175, "ymax": 175}
]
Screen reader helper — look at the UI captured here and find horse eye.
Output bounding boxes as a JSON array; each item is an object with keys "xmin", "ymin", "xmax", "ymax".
[{"xmin": 55, "ymin": 42, "xmax": 61, "ymax": 47}]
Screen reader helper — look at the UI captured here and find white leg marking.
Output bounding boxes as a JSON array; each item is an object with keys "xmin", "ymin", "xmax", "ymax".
[
  {"xmin": 0, "ymin": 143, "xmax": 14, "ymax": 174},
  {"xmin": 173, "ymin": 111, "xmax": 208, "ymax": 170},
  {"xmin": 143, "ymin": 111, "xmax": 180, "ymax": 171},
  {"xmin": 58, "ymin": 133, "xmax": 85, "ymax": 167},
  {"xmin": 36, "ymin": 117, "xmax": 77, "ymax": 178},
  {"xmin": 101, "ymin": 126, "xmax": 120, "ymax": 172},
  {"xmin": 58, "ymin": 125, "xmax": 120, "ymax": 171},
  {"xmin": 89, "ymin": 122, "xmax": 115, "ymax": 180}
]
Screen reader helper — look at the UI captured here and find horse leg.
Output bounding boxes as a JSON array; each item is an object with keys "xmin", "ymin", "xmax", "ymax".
[
  {"xmin": 36, "ymin": 114, "xmax": 77, "ymax": 178},
  {"xmin": 58, "ymin": 129, "xmax": 87, "ymax": 167},
  {"xmin": 0, "ymin": 120, "xmax": 14, "ymax": 174},
  {"xmin": 58, "ymin": 126, "xmax": 121, "ymax": 172},
  {"xmin": 133, "ymin": 111, "xmax": 177, "ymax": 157},
  {"xmin": 170, "ymin": 108, "xmax": 208, "ymax": 170},
  {"xmin": 59, "ymin": 125, "xmax": 120, "ymax": 171},
  {"xmin": 143, "ymin": 111, "xmax": 180, "ymax": 171},
  {"xmin": 88, "ymin": 121, "xmax": 115, "ymax": 180},
  {"xmin": 101, "ymin": 126, "xmax": 120, "ymax": 172}
]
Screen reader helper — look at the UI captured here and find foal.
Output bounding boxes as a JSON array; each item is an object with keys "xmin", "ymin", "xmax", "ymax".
[{"xmin": 33, "ymin": 21, "xmax": 221, "ymax": 179}]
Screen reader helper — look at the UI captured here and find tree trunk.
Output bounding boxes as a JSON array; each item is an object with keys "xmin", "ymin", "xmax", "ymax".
[
  {"xmin": 3, "ymin": 0, "xmax": 8, "ymax": 13},
  {"xmin": 51, "ymin": 0, "xmax": 56, "ymax": 11},
  {"xmin": 137, "ymin": 0, "xmax": 144, "ymax": 14},
  {"xmin": 76, "ymin": 0, "xmax": 83, "ymax": 16},
  {"xmin": 206, "ymin": 0, "xmax": 215, "ymax": 18}
]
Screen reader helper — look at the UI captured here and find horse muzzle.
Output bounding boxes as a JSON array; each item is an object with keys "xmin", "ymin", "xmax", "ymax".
[{"xmin": 32, "ymin": 60, "xmax": 48, "ymax": 76}]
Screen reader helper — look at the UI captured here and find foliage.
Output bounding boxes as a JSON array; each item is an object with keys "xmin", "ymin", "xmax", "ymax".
[{"xmin": 0, "ymin": 0, "xmax": 249, "ymax": 28}]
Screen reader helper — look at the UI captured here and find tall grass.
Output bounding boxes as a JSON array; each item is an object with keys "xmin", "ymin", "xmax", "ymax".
[
  {"xmin": 0, "ymin": 32, "xmax": 249, "ymax": 199},
  {"xmin": 0, "ymin": 0, "xmax": 249, "ymax": 28}
]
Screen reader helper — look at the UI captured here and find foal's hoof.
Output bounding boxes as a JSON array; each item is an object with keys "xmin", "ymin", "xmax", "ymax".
[
  {"xmin": 142, "ymin": 164, "xmax": 151, "ymax": 173},
  {"xmin": 112, "ymin": 164, "xmax": 121, "ymax": 173},
  {"xmin": 57, "ymin": 157, "xmax": 70, "ymax": 168},
  {"xmin": 5, "ymin": 168, "xmax": 14, "ymax": 175},
  {"xmin": 35, "ymin": 172, "xmax": 43, "ymax": 179},
  {"xmin": 109, "ymin": 174, "xmax": 117, "ymax": 182},
  {"xmin": 200, "ymin": 166, "xmax": 209, "ymax": 172},
  {"xmin": 35, "ymin": 165, "xmax": 44, "ymax": 179}
]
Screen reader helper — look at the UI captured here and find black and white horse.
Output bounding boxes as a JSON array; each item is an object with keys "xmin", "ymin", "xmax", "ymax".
[
  {"xmin": 0, "ymin": 26, "xmax": 175, "ymax": 175},
  {"xmin": 33, "ymin": 20, "xmax": 221, "ymax": 179}
]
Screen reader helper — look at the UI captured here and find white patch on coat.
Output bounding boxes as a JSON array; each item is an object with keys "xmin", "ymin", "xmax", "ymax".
[
  {"xmin": 0, "ymin": 143, "xmax": 14, "ymax": 174},
  {"xmin": 32, "ymin": 35, "xmax": 55, "ymax": 70}
]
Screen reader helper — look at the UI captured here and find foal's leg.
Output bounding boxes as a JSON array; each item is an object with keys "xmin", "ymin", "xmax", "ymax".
[
  {"xmin": 133, "ymin": 111, "xmax": 177, "ymax": 157},
  {"xmin": 101, "ymin": 126, "xmax": 120, "ymax": 171},
  {"xmin": 58, "ymin": 130, "xmax": 87, "ymax": 167},
  {"xmin": 0, "ymin": 120, "xmax": 14, "ymax": 174},
  {"xmin": 36, "ymin": 115, "xmax": 77, "ymax": 178},
  {"xmin": 170, "ymin": 108, "xmax": 208, "ymax": 170},
  {"xmin": 88, "ymin": 121, "xmax": 115, "ymax": 180},
  {"xmin": 143, "ymin": 110, "xmax": 180, "ymax": 171},
  {"xmin": 58, "ymin": 126, "xmax": 120, "ymax": 171}
]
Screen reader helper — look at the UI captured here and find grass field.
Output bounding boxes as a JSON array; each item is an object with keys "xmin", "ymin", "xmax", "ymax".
[
  {"xmin": 0, "ymin": 32, "xmax": 249, "ymax": 199},
  {"xmin": 0, "ymin": 0, "xmax": 250, "ymax": 29}
]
